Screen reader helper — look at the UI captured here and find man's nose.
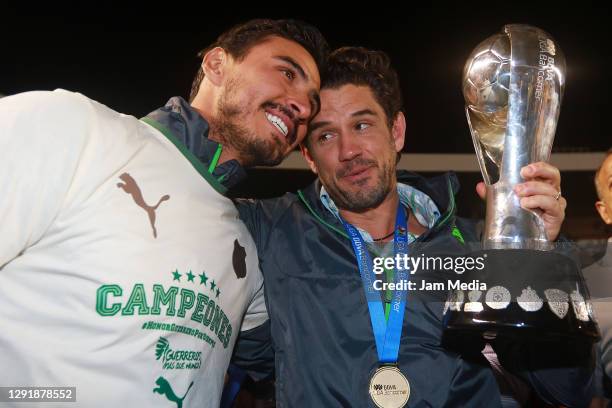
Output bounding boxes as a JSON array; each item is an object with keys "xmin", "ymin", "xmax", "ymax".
[
  {"xmin": 338, "ymin": 133, "xmax": 361, "ymax": 162},
  {"xmin": 286, "ymin": 88, "xmax": 312, "ymax": 123}
]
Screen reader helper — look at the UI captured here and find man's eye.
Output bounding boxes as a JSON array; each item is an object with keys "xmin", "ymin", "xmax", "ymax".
[
  {"xmin": 319, "ymin": 133, "xmax": 333, "ymax": 143},
  {"xmin": 356, "ymin": 123, "xmax": 370, "ymax": 131},
  {"xmin": 282, "ymin": 69, "xmax": 295, "ymax": 81}
]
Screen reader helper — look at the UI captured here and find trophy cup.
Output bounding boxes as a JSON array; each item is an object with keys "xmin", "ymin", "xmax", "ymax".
[{"xmin": 442, "ymin": 24, "xmax": 599, "ymax": 344}]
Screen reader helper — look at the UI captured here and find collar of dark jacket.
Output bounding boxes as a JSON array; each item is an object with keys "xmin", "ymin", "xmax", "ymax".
[
  {"xmin": 298, "ymin": 170, "xmax": 460, "ymax": 229},
  {"xmin": 145, "ymin": 96, "xmax": 246, "ymax": 192}
]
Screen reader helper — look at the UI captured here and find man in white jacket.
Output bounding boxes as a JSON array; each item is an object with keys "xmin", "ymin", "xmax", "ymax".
[{"xmin": 0, "ymin": 19, "xmax": 326, "ymax": 407}]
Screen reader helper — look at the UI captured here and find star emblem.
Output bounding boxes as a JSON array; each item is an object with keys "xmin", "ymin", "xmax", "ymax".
[
  {"xmin": 210, "ymin": 280, "xmax": 216, "ymax": 291},
  {"xmin": 186, "ymin": 270, "xmax": 195, "ymax": 283},
  {"xmin": 172, "ymin": 269, "xmax": 181, "ymax": 282},
  {"xmin": 216, "ymin": 288, "xmax": 221, "ymax": 298},
  {"xmin": 199, "ymin": 272, "xmax": 208, "ymax": 286}
]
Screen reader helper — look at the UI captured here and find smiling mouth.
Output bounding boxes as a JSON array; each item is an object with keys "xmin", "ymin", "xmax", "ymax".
[{"xmin": 265, "ymin": 112, "xmax": 289, "ymax": 138}]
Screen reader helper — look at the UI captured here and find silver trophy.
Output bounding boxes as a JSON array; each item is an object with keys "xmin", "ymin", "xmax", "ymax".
[
  {"xmin": 443, "ymin": 24, "xmax": 599, "ymax": 344},
  {"xmin": 463, "ymin": 24, "xmax": 562, "ymax": 250}
]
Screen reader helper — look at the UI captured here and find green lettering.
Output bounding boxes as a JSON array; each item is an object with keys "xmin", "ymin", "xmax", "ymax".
[
  {"xmin": 191, "ymin": 293, "xmax": 209, "ymax": 324},
  {"xmin": 177, "ymin": 289, "xmax": 195, "ymax": 318},
  {"xmin": 218, "ymin": 314, "xmax": 229, "ymax": 344},
  {"xmin": 122, "ymin": 284, "xmax": 150, "ymax": 315},
  {"xmin": 202, "ymin": 299, "xmax": 215, "ymax": 327},
  {"xmin": 224, "ymin": 324, "xmax": 232, "ymax": 348},
  {"xmin": 96, "ymin": 285, "xmax": 122, "ymax": 316},
  {"xmin": 151, "ymin": 285, "xmax": 179, "ymax": 316},
  {"xmin": 210, "ymin": 305, "xmax": 222, "ymax": 334}
]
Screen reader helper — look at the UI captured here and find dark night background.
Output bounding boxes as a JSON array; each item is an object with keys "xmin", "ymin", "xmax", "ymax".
[{"xmin": 1, "ymin": 9, "xmax": 610, "ymax": 239}]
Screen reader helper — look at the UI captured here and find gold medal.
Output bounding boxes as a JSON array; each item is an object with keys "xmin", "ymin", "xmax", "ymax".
[{"xmin": 369, "ymin": 365, "xmax": 410, "ymax": 408}]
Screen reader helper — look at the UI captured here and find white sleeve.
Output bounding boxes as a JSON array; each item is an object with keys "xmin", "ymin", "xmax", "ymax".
[
  {"xmin": 0, "ymin": 90, "xmax": 91, "ymax": 268},
  {"xmin": 241, "ymin": 280, "xmax": 269, "ymax": 332}
]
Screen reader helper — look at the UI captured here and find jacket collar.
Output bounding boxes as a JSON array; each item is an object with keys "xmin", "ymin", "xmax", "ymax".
[
  {"xmin": 145, "ymin": 97, "xmax": 247, "ymax": 193},
  {"xmin": 298, "ymin": 171, "xmax": 459, "ymax": 236}
]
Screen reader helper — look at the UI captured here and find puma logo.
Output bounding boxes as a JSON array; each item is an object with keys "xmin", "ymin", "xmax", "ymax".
[
  {"xmin": 153, "ymin": 376, "xmax": 193, "ymax": 408},
  {"xmin": 117, "ymin": 173, "xmax": 170, "ymax": 238}
]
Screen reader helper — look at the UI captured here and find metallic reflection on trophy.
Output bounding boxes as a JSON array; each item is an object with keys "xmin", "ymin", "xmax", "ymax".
[
  {"xmin": 463, "ymin": 24, "xmax": 563, "ymax": 250},
  {"xmin": 442, "ymin": 24, "xmax": 599, "ymax": 345}
]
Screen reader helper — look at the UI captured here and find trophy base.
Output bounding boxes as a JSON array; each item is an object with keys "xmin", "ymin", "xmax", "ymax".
[{"xmin": 442, "ymin": 249, "xmax": 600, "ymax": 348}]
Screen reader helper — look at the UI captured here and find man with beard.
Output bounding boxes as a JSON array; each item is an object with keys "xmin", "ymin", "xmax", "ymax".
[
  {"xmin": 232, "ymin": 47, "xmax": 592, "ymax": 407},
  {"xmin": 0, "ymin": 19, "xmax": 326, "ymax": 407}
]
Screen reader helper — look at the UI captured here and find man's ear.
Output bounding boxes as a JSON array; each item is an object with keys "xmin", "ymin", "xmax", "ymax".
[
  {"xmin": 202, "ymin": 47, "xmax": 229, "ymax": 86},
  {"xmin": 300, "ymin": 143, "xmax": 318, "ymax": 175},
  {"xmin": 596, "ymin": 200, "xmax": 612, "ymax": 225},
  {"xmin": 391, "ymin": 111, "xmax": 406, "ymax": 153}
]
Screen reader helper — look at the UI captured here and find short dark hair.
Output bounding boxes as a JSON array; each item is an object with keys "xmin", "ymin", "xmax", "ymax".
[
  {"xmin": 320, "ymin": 46, "xmax": 403, "ymax": 127},
  {"xmin": 595, "ymin": 148, "xmax": 612, "ymax": 199},
  {"xmin": 189, "ymin": 19, "xmax": 329, "ymax": 102}
]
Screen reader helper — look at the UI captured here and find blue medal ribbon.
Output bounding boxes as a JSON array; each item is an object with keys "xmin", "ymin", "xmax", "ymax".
[{"xmin": 341, "ymin": 203, "xmax": 409, "ymax": 364}]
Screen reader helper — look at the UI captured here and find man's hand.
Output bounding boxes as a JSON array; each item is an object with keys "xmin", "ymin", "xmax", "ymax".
[{"xmin": 476, "ymin": 162, "xmax": 566, "ymax": 241}]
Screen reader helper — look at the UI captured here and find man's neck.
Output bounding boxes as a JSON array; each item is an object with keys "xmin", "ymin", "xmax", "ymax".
[
  {"xmin": 339, "ymin": 190, "xmax": 400, "ymax": 241},
  {"xmin": 191, "ymin": 105, "xmax": 241, "ymax": 166}
]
